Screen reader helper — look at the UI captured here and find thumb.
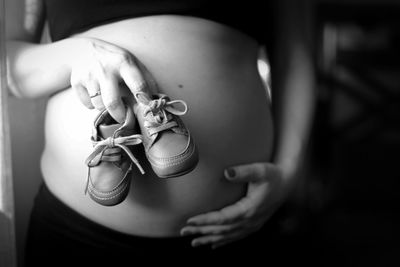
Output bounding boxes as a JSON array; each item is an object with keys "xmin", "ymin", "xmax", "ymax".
[{"xmin": 224, "ymin": 162, "xmax": 277, "ymax": 183}]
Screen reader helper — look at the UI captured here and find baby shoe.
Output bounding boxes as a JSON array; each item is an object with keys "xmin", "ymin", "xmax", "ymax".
[
  {"xmin": 133, "ymin": 91, "xmax": 198, "ymax": 178},
  {"xmin": 85, "ymin": 103, "xmax": 144, "ymax": 206}
]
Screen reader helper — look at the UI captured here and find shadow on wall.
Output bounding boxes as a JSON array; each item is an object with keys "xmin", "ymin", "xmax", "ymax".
[
  {"xmin": 9, "ymin": 97, "xmax": 46, "ymax": 267},
  {"xmin": 0, "ymin": 211, "xmax": 16, "ymax": 266}
]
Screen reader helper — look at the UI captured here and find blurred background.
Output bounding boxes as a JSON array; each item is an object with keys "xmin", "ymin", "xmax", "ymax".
[
  {"xmin": 266, "ymin": 0, "xmax": 400, "ymax": 265},
  {"xmin": 7, "ymin": 0, "xmax": 400, "ymax": 266}
]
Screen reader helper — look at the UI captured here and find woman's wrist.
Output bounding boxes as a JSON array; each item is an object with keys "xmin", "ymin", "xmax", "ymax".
[
  {"xmin": 273, "ymin": 135, "xmax": 305, "ymax": 184},
  {"xmin": 62, "ymin": 37, "xmax": 93, "ymax": 69}
]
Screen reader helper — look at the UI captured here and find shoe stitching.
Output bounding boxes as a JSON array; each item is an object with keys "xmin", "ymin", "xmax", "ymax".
[
  {"xmin": 134, "ymin": 92, "xmax": 198, "ymax": 176},
  {"xmin": 146, "ymin": 135, "xmax": 194, "ymax": 162},
  {"xmin": 85, "ymin": 134, "xmax": 144, "ymax": 194},
  {"xmin": 147, "ymin": 143, "xmax": 197, "ymax": 168},
  {"xmin": 87, "ymin": 163, "xmax": 133, "ymax": 195},
  {"xmin": 88, "ymin": 180, "xmax": 129, "ymax": 201}
]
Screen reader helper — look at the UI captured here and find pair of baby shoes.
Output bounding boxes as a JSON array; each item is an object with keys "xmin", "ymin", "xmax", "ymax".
[{"xmin": 84, "ymin": 92, "xmax": 198, "ymax": 206}]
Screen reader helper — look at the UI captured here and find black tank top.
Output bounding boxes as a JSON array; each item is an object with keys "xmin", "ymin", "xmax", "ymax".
[{"xmin": 44, "ymin": 0, "xmax": 273, "ymax": 44}]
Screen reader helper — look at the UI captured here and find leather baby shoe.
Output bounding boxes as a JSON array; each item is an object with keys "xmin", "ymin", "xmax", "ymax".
[
  {"xmin": 85, "ymin": 103, "xmax": 144, "ymax": 206},
  {"xmin": 133, "ymin": 91, "xmax": 198, "ymax": 178}
]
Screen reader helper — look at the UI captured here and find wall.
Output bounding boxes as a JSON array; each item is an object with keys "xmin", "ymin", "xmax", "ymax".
[{"xmin": 9, "ymin": 97, "xmax": 46, "ymax": 267}]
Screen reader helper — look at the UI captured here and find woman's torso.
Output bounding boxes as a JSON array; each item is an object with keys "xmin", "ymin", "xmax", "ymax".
[{"xmin": 41, "ymin": 15, "xmax": 273, "ymax": 237}]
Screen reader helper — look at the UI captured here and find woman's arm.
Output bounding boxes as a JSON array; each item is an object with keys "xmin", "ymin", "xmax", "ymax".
[
  {"xmin": 7, "ymin": 39, "xmax": 79, "ymax": 98},
  {"xmin": 271, "ymin": 0, "xmax": 316, "ymax": 183},
  {"xmin": 6, "ymin": 0, "xmax": 49, "ymax": 97},
  {"xmin": 6, "ymin": 0, "xmax": 83, "ymax": 98},
  {"xmin": 8, "ymin": 38, "xmax": 149, "ymax": 124},
  {"xmin": 6, "ymin": 0, "xmax": 148, "ymax": 122}
]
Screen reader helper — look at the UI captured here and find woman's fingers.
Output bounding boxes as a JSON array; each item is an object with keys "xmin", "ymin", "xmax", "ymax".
[
  {"xmin": 86, "ymin": 80, "xmax": 104, "ymax": 110},
  {"xmin": 183, "ymin": 161, "xmax": 290, "ymax": 249},
  {"xmin": 99, "ymin": 74, "xmax": 126, "ymax": 123},
  {"xmin": 73, "ymin": 70, "xmax": 131, "ymax": 123},
  {"xmin": 185, "ymin": 223, "xmax": 264, "ymax": 248},
  {"xmin": 225, "ymin": 162, "xmax": 282, "ymax": 183},
  {"xmin": 191, "ymin": 235, "xmax": 225, "ymax": 247},
  {"xmin": 190, "ymin": 231, "xmax": 244, "ymax": 248},
  {"xmin": 181, "ymin": 223, "xmax": 243, "ymax": 236},
  {"xmin": 70, "ymin": 38, "xmax": 157, "ymax": 120},
  {"xmin": 120, "ymin": 60, "xmax": 148, "ymax": 94},
  {"xmin": 72, "ymin": 83, "xmax": 94, "ymax": 109},
  {"xmin": 186, "ymin": 198, "xmax": 251, "ymax": 225}
]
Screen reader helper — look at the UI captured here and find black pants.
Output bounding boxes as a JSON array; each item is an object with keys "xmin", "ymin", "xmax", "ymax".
[{"xmin": 25, "ymin": 183, "xmax": 303, "ymax": 267}]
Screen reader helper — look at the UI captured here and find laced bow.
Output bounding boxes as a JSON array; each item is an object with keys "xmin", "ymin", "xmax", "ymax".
[
  {"xmin": 140, "ymin": 93, "xmax": 188, "ymax": 136},
  {"xmin": 84, "ymin": 134, "xmax": 144, "ymax": 193}
]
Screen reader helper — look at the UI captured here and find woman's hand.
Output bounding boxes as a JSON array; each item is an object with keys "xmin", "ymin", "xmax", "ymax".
[
  {"xmin": 69, "ymin": 37, "xmax": 149, "ymax": 122},
  {"xmin": 181, "ymin": 162, "xmax": 292, "ymax": 249}
]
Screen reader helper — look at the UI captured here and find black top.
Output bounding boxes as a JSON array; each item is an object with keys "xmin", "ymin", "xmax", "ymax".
[{"xmin": 44, "ymin": 0, "xmax": 273, "ymax": 44}]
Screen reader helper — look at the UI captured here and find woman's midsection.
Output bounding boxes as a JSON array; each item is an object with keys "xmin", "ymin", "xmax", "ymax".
[{"xmin": 41, "ymin": 15, "xmax": 273, "ymax": 236}]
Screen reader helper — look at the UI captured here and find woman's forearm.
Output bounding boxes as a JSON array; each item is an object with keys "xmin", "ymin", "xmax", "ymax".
[
  {"xmin": 271, "ymin": 0, "xmax": 315, "ymax": 182},
  {"xmin": 6, "ymin": 38, "xmax": 80, "ymax": 98},
  {"xmin": 273, "ymin": 46, "xmax": 315, "ymax": 181}
]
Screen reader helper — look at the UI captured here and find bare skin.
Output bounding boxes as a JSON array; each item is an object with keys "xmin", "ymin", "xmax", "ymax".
[
  {"xmin": 7, "ymin": 0, "xmax": 315, "ymax": 249},
  {"xmin": 41, "ymin": 15, "xmax": 273, "ymax": 236}
]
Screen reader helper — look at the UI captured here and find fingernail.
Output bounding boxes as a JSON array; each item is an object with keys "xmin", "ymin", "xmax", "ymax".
[{"xmin": 225, "ymin": 168, "xmax": 236, "ymax": 178}]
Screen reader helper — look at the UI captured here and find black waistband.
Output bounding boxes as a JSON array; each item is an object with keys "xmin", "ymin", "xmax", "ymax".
[
  {"xmin": 26, "ymin": 183, "xmax": 290, "ymax": 265},
  {"xmin": 31, "ymin": 183, "xmax": 196, "ymax": 248}
]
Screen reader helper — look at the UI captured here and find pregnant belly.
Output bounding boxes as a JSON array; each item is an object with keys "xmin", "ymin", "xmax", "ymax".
[{"xmin": 41, "ymin": 15, "xmax": 274, "ymax": 236}]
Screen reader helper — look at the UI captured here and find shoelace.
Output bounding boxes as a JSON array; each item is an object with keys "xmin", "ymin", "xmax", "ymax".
[
  {"xmin": 141, "ymin": 94, "xmax": 188, "ymax": 136},
  {"xmin": 84, "ymin": 134, "xmax": 144, "ymax": 194}
]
